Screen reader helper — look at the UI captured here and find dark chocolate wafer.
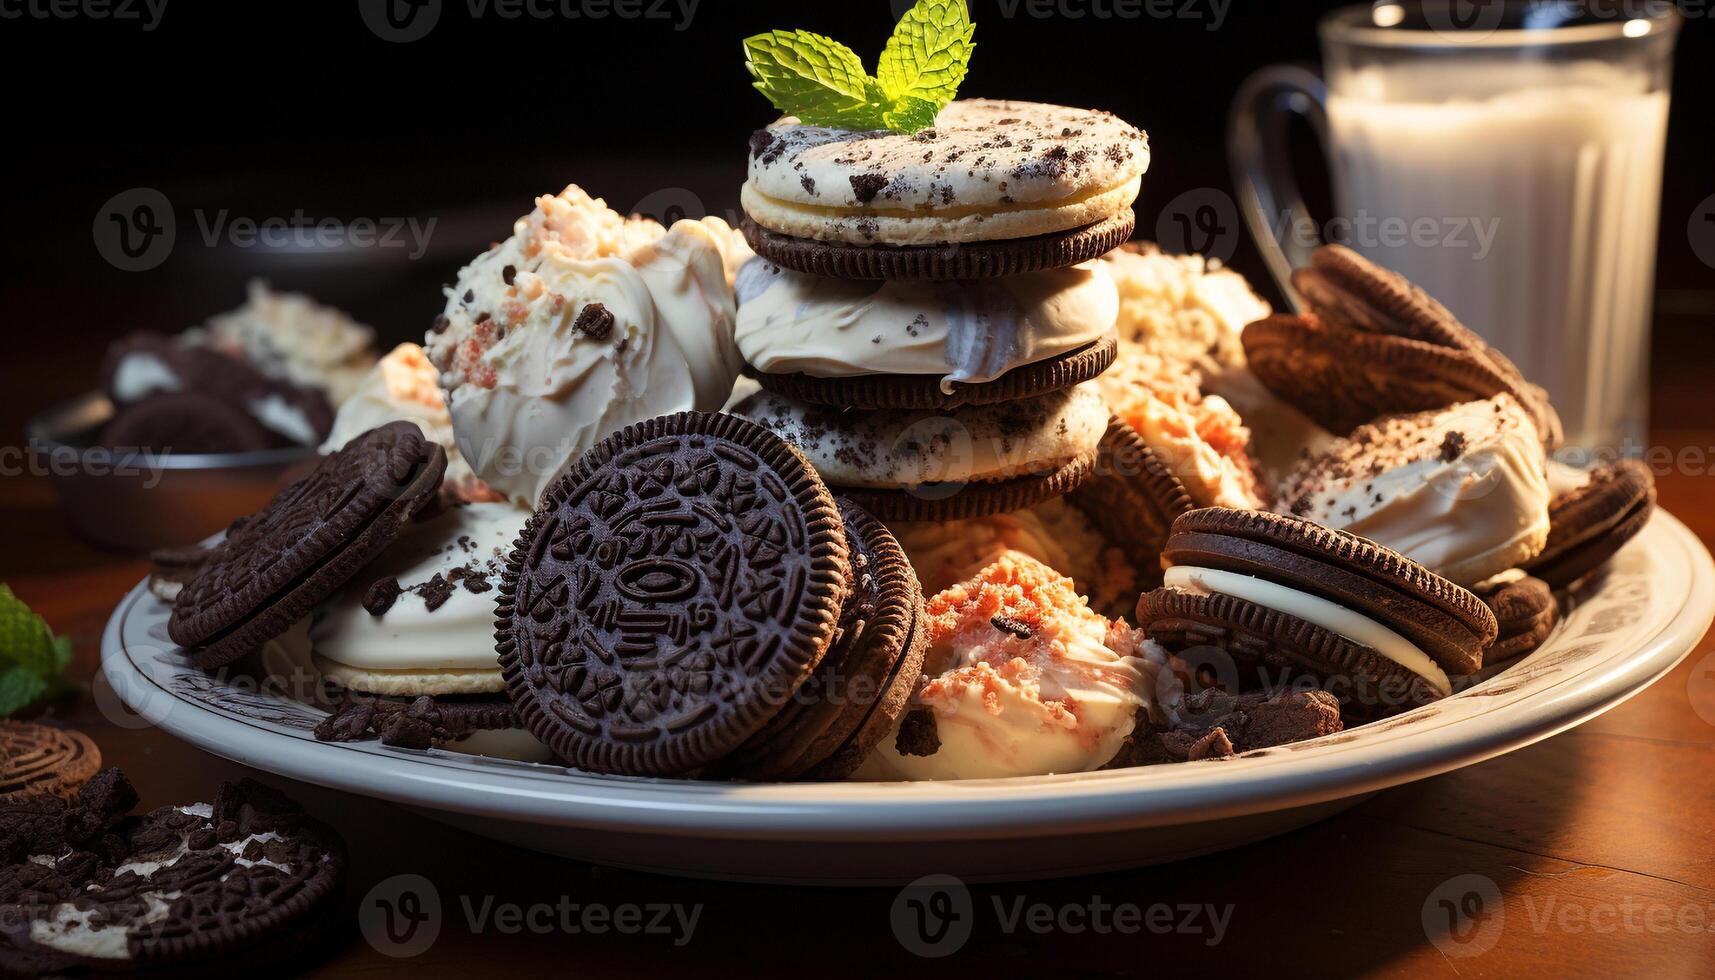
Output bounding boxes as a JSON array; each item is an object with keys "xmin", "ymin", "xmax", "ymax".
[
  {"xmin": 168, "ymin": 422, "xmax": 447, "ymax": 668},
  {"xmin": 715, "ymin": 500, "xmax": 927, "ymax": 781},
  {"xmin": 1244, "ymin": 314, "xmax": 1526, "ymax": 439},
  {"xmin": 837, "ymin": 447, "xmax": 1099, "ymax": 523},
  {"xmin": 496, "ymin": 412, "xmax": 852, "ymax": 778},
  {"xmin": 752, "ymin": 335, "xmax": 1118, "ymax": 411},
  {"xmin": 1066, "ymin": 416, "xmax": 1195, "ymax": 587},
  {"xmin": 101, "ymin": 391, "xmax": 275, "ymax": 455},
  {"xmin": 1525, "ymin": 460, "xmax": 1657, "ymax": 590},
  {"xmin": 742, "ymin": 213, "xmax": 1136, "ymax": 281},
  {"xmin": 1474, "ymin": 574, "xmax": 1559, "ymax": 662}
]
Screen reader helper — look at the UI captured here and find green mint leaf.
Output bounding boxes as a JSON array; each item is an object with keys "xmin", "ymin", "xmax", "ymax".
[
  {"xmin": 0, "ymin": 664, "xmax": 48, "ymax": 718},
  {"xmin": 876, "ymin": 0, "xmax": 976, "ymax": 116},
  {"xmin": 882, "ymin": 95, "xmax": 942, "ymax": 135},
  {"xmin": 0, "ymin": 584, "xmax": 59, "ymax": 678},
  {"xmin": 745, "ymin": 30, "xmax": 877, "ymax": 126}
]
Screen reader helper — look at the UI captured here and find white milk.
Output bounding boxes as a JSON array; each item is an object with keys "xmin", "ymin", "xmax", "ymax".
[{"xmin": 1329, "ymin": 60, "xmax": 1669, "ymax": 449}]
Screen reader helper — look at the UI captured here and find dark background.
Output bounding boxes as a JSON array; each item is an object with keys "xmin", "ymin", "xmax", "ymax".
[{"xmin": 3, "ymin": 0, "xmax": 1711, "ymax": 435}]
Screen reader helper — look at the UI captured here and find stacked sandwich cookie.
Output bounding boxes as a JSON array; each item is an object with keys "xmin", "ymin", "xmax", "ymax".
[{"xmin": 735, "ymin": 98, "xmax": 1149, "ymax": 523}]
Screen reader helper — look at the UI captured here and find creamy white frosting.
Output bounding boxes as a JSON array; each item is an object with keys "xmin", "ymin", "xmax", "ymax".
[
  {"xmin": 737, "ymin": 384, "xmax": 1108, "ymax": 489},
  {"xmin": 425, "ymin": 186, "xmax": 744, "ymax": 508},
  {"xmin": 1165, "ymin": 565, "xmax": 1451, "ymax": 696},
  {"xmin": 735, "ymin": 259, "xmax": 1118, "ymax": 393},
  {"xmin": 1280, "ymin": 395, "xmax": 1551, "ymax": 586},
  {"xmin": 111, "ymin": 352, "xmax": 182, "ymax": 403},
  {"xmin": 188, "ymin": 280, "xmax": 378, "ymax": 405},
  {"xmin": 246, "ymin": 392, "xmax": 318, "ymax": 447},
  {"xmin": 858, "ymin": 555, "xmax": 1154, "ymax": 780},
  {"xmin": 322, "ymin": 343, "xmax": 486, "ymax": 495},
  {"xmin": 311, "ymin": 502, "xmax": 526, "ymax": 680}
]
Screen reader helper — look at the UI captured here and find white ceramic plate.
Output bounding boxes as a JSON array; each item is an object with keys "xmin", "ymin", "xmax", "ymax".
[{"xmin": 102, "ymin": 510, "xmax": 1713, "ymax": 884}]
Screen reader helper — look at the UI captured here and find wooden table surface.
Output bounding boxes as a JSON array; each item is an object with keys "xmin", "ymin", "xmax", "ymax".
[{"xmin": 5, "ymin": 322, "xmax": 1714, "ymax": 979}]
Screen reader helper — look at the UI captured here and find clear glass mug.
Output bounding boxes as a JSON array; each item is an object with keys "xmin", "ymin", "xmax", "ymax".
[{"xmin": 1230, "ymin": 1, "xmax": 1681, "ymax": 451}]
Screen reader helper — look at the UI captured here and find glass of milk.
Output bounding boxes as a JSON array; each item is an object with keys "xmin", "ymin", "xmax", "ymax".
[{"xmin": 1230, "ymin": 2, "xmax": 1681, "ymax": 451}]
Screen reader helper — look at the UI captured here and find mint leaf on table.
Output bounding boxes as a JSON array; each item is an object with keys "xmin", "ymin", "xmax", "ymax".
[
  {"xmin": 0, "ymin": 584, "xmax": 77, "ymax": 717},
  {"xmin": 744, "ymin": 0, "xmax": 975, "ymax": 135}
]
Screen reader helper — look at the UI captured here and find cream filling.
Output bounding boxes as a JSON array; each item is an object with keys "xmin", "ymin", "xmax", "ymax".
[
  {"xmin": 246, "ymin": 393, "xmax": 317, "ymax": 446},
  {"xmin": 1165, "ymin": 565, "xmax": 1452, "ymax": 696},
  {"xmin": 744, "ymin": 175, "xmax": 1136, "ymax": 221},
  {"xmin": 735, "ymin": 259, "xmax": 1118, "ymax": 393}
]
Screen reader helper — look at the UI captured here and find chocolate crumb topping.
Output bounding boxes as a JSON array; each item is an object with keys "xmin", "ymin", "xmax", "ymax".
[
  {"xmin": 419, "ymin": 574, "xmax": 455, "ymax": 613},
  {"xmin": 502, "ymin": 264, "xmax": 517, "ymax": 286},
  {"xmin": 1439, "ymin": 431, "xmax": 1468, "ymax": 463},
  {"xmin": 896, "ymin": 708, "xmax": 941, "ymax": 758},
  {"xmin": 574, "ymin": 302, "xmax": 615, "ymax": 341},
  {"xmin": 362, "ymin": 577, "xmax": 403, "ymax": 617},
  {"xmin": 850, "ymin": 173, "xmax": 889, "ymax": 204},
  {"xmin": 990, "ymin": 616, "xmax": 1035, "ymax": 640},
  {"xmin": 431, "ymin": 315, "xmax": 450, "ymax": 335}
]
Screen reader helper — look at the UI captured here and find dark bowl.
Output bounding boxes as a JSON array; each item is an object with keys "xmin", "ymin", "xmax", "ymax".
[{"xmin": 25, "ymin": 391, "xmax": 312, "ymax": 553}]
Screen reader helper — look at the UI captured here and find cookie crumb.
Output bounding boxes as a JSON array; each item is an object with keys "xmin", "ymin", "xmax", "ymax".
[
  {"xmin": 361, "ymin": 578, "xmax": 403, "ymax": 617},
  {"xmin": 895, "ymin": 708, "xmax": 941, "ymax": 757}
]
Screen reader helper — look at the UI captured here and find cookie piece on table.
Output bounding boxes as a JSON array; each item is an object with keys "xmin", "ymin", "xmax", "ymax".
[
  {"xmin": 497, "ymin": 412, "xmax": 852, "ymax": 778},
  {"xmin": 0, "ymin": 722, "xmax": 101, "ymax": 803},
  {"xmin": 0, "ymin": 772, "xmax": 345, "ymax": 976},
  {"xmin": 168, "ymin": 422, "xmax": 447, "ymax": 669},
  {"xmin": 1524, "ymin": 460, "xmax": 1657, "ymax": 590},
  {"xmin": 1138, "ymin": 508, "xmax": 1497, "ymax": 721}
]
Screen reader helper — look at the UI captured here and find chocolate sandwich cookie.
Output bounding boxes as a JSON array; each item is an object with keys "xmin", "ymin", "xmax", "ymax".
[
  {"xmin": 169, "ymin": 422, "xmax": 447, "ymax": 669},
  {"xmin": 1065, "ymin": 416, "xmax": 1196, "ymax": 587},
  {"xmin": 1244, "ymin": 314, "xmax": 1528, "ymax": 439},
  {"xmin": 751, "ymin": 335, "xmax": 1119, "ymax": 411},
  {"xmin": 742, "ymin": 99, "xmax": 1148, "ymax": 278},
  {"xmin": 713, "ymin": 500, "xmax": 927, "ymax": 781},
  {"xmin": 1474, "ymin": 573, "xmax": 1559, "ymax": 663},
  {"xmin": 0, "ymin": 771, "xmax": 345, "ymax": 976},
  {"xmin": 497, "ymin": 412, "xmax": 852, "ymax": 778},
  {"xmin": 1, "ymin": 722, "xmax": 100, "ymax": 803},
  {"xmin": 1525, "ymin": 460, "xmax": 1657, "ymax": 590},
  {"xmin": 148, "ymin": 544, "xmax": 214, "ymax": 603},
  {"xmin": 101, "ymin": 392, "xmax": 275, "ymax": 455},
  {"xmin": 1286, "ymin": 245, "xmax": 1562, "ymax": 447},
  {"xmin": 741, "ymin": 214, "xmax": 1137, "ymax": 281},
  {"xmin": 738, "ymin": 384, "xmax": 1110, "ymax": 522},
  {"xmin": 1137, "ymin": 508, "xmax": 1497, "ymax": 720}
]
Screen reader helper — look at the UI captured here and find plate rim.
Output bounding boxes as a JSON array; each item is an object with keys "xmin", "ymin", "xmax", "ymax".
[{"xmin": 102, "ymin": 509, "xmax": 1715, "ymax": 843}]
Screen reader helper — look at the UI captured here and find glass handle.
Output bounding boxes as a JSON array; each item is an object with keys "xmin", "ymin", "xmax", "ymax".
[{"xmin": 1227, "ymin": 65, "xmax": 1331, "ymax": 312}]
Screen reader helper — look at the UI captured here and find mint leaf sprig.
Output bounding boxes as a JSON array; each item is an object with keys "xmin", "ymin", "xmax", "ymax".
[
  {"xmin": 0, "ymin": 584, "xmax": 76, "ymax": 716},
  {"xmin": 745, "ymin": 0, "xmax": 976, "ymax": 134}
]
